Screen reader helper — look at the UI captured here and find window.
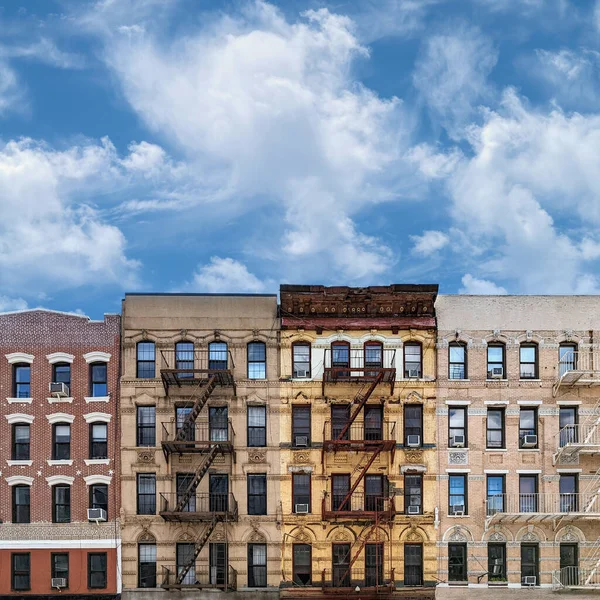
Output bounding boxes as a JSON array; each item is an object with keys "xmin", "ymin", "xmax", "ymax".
[
  {"xmin": 449, "ymin": 474, "xmax": 467, "ymax": 515},
  {"xmin": 488, "ymin": 543, "xmax": 506, "ymax": 582},
  {"xmin": 331, "ymin": 405, "xmax": 350, "ymax": 441},
  {"xmin": 247, "ymin": 474, "xmax": 267, "ymax": 515},
  {"xmin": 248, "ymin": 342, "xmax": 266, "ymax": 379},
  {"xmin": 404, "ymin": 474, "xmax": 422, "ymax": 515},
  {"xmin": 560, "ymin": 474, "xmax": 578, "ymax": 512},
  {"xmin": 12, "ymin": 485, "xmax": 30, "ymax": 523},
  {"xmin": 487, "ymin": 409, "xmax": 505, "ymax": 449},
  {"xmin": 138, "ymin": 543, "xmax": 156, "ymax": 588},
  {"xmin": 404, "ymin": 343, "xmax": 422, "ymax": 378},
  {"xmin": 331, "ymin": 341, "xmax": 350, "ymax": 372},
  {"xmin": 137, "ymin": 474, "xmax": 156, "ymax": 515},
  {"xmin": 364, "ymin": 341, "xmax": 383, "ymax": 375},
  {"xmin": 365, "ymin": 405, "xmax": 383, "ymax": 440},
  {"xmin": 559, "ymin": 407, "xmax": 578, "ymax": 447},
  {"xmin": 209, "ymin": 406, "xmax": 228, "ymax": 442},
  {"xmin": 52, "ymin": 553, "xmax": 69, "ymax": 587},
  {"xmin": 88, "ymin": 553, "xmax": 107, "ymax": 589},
  {"xmin": 293, "ymin": 544, "xmax": 311, "ymax": 585},
  {"xmin": 292, "ymin": 405, "xmax": 311, "ymax": 447},
  {"xmin": 208, "ymin": 341, "xmax": 228, "ymax": 370},
  {"xmin": 292, "ymin": 342, "xmax": 311, "ymax": 378},
  {"xmin": 487, "ymin": 344, "xmax": 505, "ymax": 379},
  {"xmin": 365, "ymin": 475, "xmax": 384, "ymax": 512},
  {"xmin": 365, "ymin": 543, "xmax": 383, "ymax": 587},
  {"xmin": 293, "ymin": 473, "xmax": 311, "ymax": 513},
  {"xmin": 90, "ymin": 484, "xmax": 108, "ymax": 516},
  {"xmin": 559, "ymin": 343, "xmax": 577, "ymax": 376},
  {"xmin": 136, "ymin": 406, "xmax": 156, "ymax": 447},
  {"xmin": 175, "ymin": 341, "xmax": 194, "ymax": 378},
  {"xmin": 519, "ymin": 475, "xmax": 538, "ymax": 512},
  {"xmin": 486, "ymin": 475, "xmax": 505, "ymax": 515},
  {"xmin": 177, "ymin": 543, "xmax": 195, "ymax": 585},
  {"xmin": 210, "ymin": 543, "xmax": 227, "ymax": 586},
  {"xmin": 520, "ymin": 544, "xmax": 539, "ymax": 585},
  {"xmin": 13, "ymin": 364, "xmax": 30, "ymax": 398},
  {"xmin": 520, "ymin": 344, "xmax": 538, "ymax": 379},
  {"xmin": 53, "ymin": 423, "xmax": 71, "ymax": 459},
  {"xmin": 12, "ymin": 424, "xmax": 30, "ymax": 460},
  {"xmin": 53, "ymin": 363, "xmax": 71, "ymax": 387},
  {"xmin": 90, "ymin": 423, "xmax": 108, "ymax": 459},
  {"xmin": 137, "ymin": 342, "xmax": 156, "ymax": 379},
  {"xmin": 247, "ymin": 405, "xmax": 266, "ymax": 447},
  {"xmin": 448, "ymin": 406, "xmax": 467, "ymax": 447},
  {"xmin": 332, "ymin": 544, "xmax": 350, "ymax": 587},
  {"xmin": 449, "ymin": 342, "xmax": 467, "ymax": 379},
  {"xmin": 209, "ymin": 474, "xmax": 229, "ymax": 512},
  {"xmin": 404, "ymin": 404, "xmax": 423, "ymax": 446},
  {"xmin": 448, "ymin": 543, "xmax": 467, "ymax": 582},
  {"xmin": 404, "ymin": 544, "xmax": 423, "ymax": 586},
  {"xmin": 53, "ymin": 485, "xmax": 71, "ymax": 523},
  {"xmin": 332, "ymin": 474, "xmax": 350, "ymax": 511},
  {"xmin": 519, "ymin": 408, "xmax": 538, "ymax": 448},
  {"xmin": 560, "ymin": 544, "xmax": 578, "ymax": 586},
  {"xmin": 90, "ymin": 362, "xmax": 108, "ymax": 397},
  {"xmin": 177, "ymin": 473, "xmax": 196, "ymax": 512},
  {"xmin": 12, "ymin": 553, "xmax": 30, "ymax": 590},
  {"xmin": 176, "ymin": 406, "xmax": 194, "ymax": 442},
  {"xmin": 248, "ymin": 544, "xmax": 267, "ymax": 587}
]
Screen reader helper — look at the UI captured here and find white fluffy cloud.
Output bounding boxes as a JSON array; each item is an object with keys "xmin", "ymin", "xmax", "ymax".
[
  {"xmin": 411, "ymin": 230, "xmax": 449, "ymax": 256},
  {"xmin": 413, "ymin": 25, "xmax": 497, "ymax": 139},
  {"xmin": 90, "ymin": 1, "xmax": 417, "ymax": 281},
  {"xmin": 0, "ymin": 295, "xmax": 28, "ymax": 312},
  {"xmin": 460, "ymin": 274, "xmax": 507, "ymax": 295},
  {"xmin": 189, "ymin": 257, "xmax": 267, "ymax": 293}
]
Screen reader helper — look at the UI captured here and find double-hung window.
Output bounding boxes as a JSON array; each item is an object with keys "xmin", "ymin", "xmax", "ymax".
[
  {"xmin": 136, "ymin": 342, "xmax": 156, "ymax": 378},
  {"xmin": 292, "ymin": 473, "xmax": 311, "ymax": 513},
  {"xmin": 519, "ymin": 408, "xmax": 538, "ymax": 448},
  {"xmin": 209, "ymin": 406, "xmax": 228, "ymax": 442},
  {"xmin": 247, "ymin": 474, "xmax": 267, "ymax": 515},
  {"xmin": 486, "ymin": 475, "xmax": 505, "ymax": 515},
  {"xmin": 248, "ymin": 544, "xmax": 267, "ymax": 587},
  {"xmin": 247, "ymin": 406, "xmax": 266, "ymax": 447},
  {"xmin": 519, "ymin": 344, "xmax": 538, "ymax": 379},
  {"xmin": 88, "ymin": 553, "xmax": 107, "ymax": 589},
  {"xmin": 176, "ymin": 406, "xmax": 194, "ymax": 442},
  {"xmin": 12, "ymin": 485, "xmax": 30, "ymax": 523},
  {"xmin": 12, "ymin": 424, "xmax": 30, "ymax": 460},
  {"xmin": 559, "ymin": 407, "xmax": 578, "ymax": 447},
  {"xmin": 90, "ymin": 362, "xmax": 108, "ymax": 396},
  {"xmin": 136, "ymin": 406, "xmax": 156, "ymax": 447},
  {"xmin": 53, "ymin": 424, "xmax": 71, "ymax": 460},
  {"xmin": 12, "ymin": 553, "xmax": 30, "ymax": 590},
  {"xmin": 404, "ymin": 404, "xmax": 423, "ymax": 447},
  {"xmin": 448, "ymin": 544, "xmax": 467, "ymax": 582},
  {"xmin": 449, "ymin": 474, "xmax": 467, "ymax": 515},
  {"xmin": 175, "ymin": 341, "xmax": 194, "ymax": 378},
  {"xmin": 137, "ymin": 474, "xmax": 156, "ymax": 515},
  {"xmin": 448, "ymin": 406, "xmax": 467, "ymax": 447},
  {"xmin": 53, "ymin": 363, "xmax": 71, "ymax": 389},
  {"xmin": 292, "ymin": 406, "xmax": 311, "ymax": 447},
  {"xmin": 404, "ymin": 343, "xmax": 422, "ymax": 378},
  {"xmin": 247, "ymin": 342, "xmax": 266, "ymax": 379},
  {"xmin": 449, "ymin": 343, "xmax": 467, "ymax": 379},
  {"xmin": 90, "ymin": 484, "xmax": 108, "ymax": 516},
  {"xmin": 53, "ymin": 485, "xmax": 71, "ymax": 523},
  {"xmin": 560, "ymin": 474, "xmax": 578, "ymax": 512},
  {"xmin": 293, "ymin": 544, "xmax": 311, "ymax": 585},
  {"xmin": 519, "ymin": 475, "xmax": 538, "ymax": 512},
  {"xmin": 488, "ymin": 543, "xmax": 506, "ymax": 582},
  {"xmin": 208, "ymin": 341, "xmax": 228, "ymax": 370},
  {"xmin": 138, "ymin": 543, "xmax": 157, "ymax": 588},
  {"xmin": 90, "ymin": 423, "xmax": 108, "ymax": 459},
  {"xmin": 521, "ymin": 544, "xmax": 539, "ymax": 585},
  {"xmin": 404, "ymin": 474, "xmax": 422, "ymax": 514},
  {"xmin": 292, "ymin": 343, "xmax": 311, "ymax": 378},
  {"xmin": 52, "ymin": 553, "xmax": 69, "ymax": 588},
  {"xmin": 559, "ymin": 343, "xmax": 577, "ymax": 377},
  {"xmin": 13, "ymin": 364, "xmax": 30, "ymax": 398},
  {"xmin": 487, "ymin": 409, "xmax": 505, "ymax": 449},
  {"xmin": 487, "ymin": 344, "xmax": 505, "ymax": 379}
]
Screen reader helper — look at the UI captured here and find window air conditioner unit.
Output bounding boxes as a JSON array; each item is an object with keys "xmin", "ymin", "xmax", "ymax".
[
  {"xmin": 451, "ymin": 504, "xmax": 465, "ymax": 516},
  {"xmin": 522, "ymin": 435, "xmax": 537, "ymax": 447},
  {"xmin": 49, "ymin": 382, "xmax": 69, "ymax": 397},
  {"xmin": 295, "ymin": 436, "xmax": 309, "ymax": 447},
  {"xmin": 51, "ymin": 578, "xmax": 67, "ymax": 589},
  {"xmin": 407, "ymin": 368, "xmax": 420, "ymax": 379},
  {"xmin": 295, "ymin": 369, "xmax": 309, "ymax": 378},
  {"xmin": 452, "ymin": 435, "xmax": 465, "ymax": 447},
  {"xmin": 522, "ymin": 576, "xmax": 536, "ymax": 586},
  {"xmin": 87, "ymin": 508, "xmax": 107, "ymax": 522},
  {"xmin": 490, "ymin": 367, "xmax": 504, "ymax": 379},
  {"xmin": 407, "ymin": 505, "xmax": 421, "ymax": 515},
  {"xmin": 295, "ymin": 504, "xmax": 309, "ymax": 514},
  {"xmin": 407, "ymin": 435, "xmax": 421, "ymax": 447}
]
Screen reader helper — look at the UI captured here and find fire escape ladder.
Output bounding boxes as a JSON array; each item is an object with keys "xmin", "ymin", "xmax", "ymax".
[
  {"xmin": 176, "ymin": 516, "xmax": 219, "ymax": 585},
  {"xmin": 339, "ymin": 513, "xmax": 383, "ymax": 586},
  {"xmin": 337, "ymin": 371, "xmax": 384, "ymax": 441},
  {"xmin": 584, "ymin": 538, "xmax": 600, "ymax": 585},
  {"xmin": 174, "ymin": 445, "xmax": 221, "ymax": 513},
  {"xmin": 338, "ymin": 446, "xmax": 384, "ymax": 510},
  {"xmin": 175, "ymin": 376, "xmax": 218, "ymax": 443},
  {"xmin": 582, "ymin": 466, "xmax": 600, "ymax": 513}
]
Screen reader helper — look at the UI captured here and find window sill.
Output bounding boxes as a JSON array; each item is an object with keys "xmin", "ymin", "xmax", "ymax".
[
  {"xmin": 447, "ymin": 514, "xmax": 470, "ymax": 518},
  {"xmin": 518, "ymin": 448, "xmax": 540, "ymax": 452},
  {"xmin": 47, "ymin": 459, "xmax": 73, "ymax": 466},
  {"xmin": 85, "ymin": 459, "xmax": 110, "ymax": 465},
  {"xmin": 6, "ymin": 397, "xmax": 33, "ymax": 404},
  {"xmin": 449, "ymin": 447, "xmax": 469, "ymax": 450},
  {"xmin": 448, "ymin": 379, "xmax": 470, "ymax": 382},
  {"xmin": 485, "ymin": 379, "xmax": 508, "ymax": 382},
  {"xmin": 6, "ymin": 460, "xmax": 33, "ymax": 466},
  {"xmin": 47, "ymin": 396, "xmax": 74, "ymax": 403},
  {"xmin": 486, "ymin": 448, "xmax": 507, "ymax": 452},
  {"xmin": 85, "ymin": 396, "xmax": 110, "ymax": 403}
]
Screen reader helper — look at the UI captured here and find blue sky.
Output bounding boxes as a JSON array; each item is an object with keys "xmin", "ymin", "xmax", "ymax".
[{"xmin": 1, "ymin": 0, "xmax": 600, "ymax": 318}]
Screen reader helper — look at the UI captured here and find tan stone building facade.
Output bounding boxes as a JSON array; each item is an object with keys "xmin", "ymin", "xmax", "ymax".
[
  {"xmin": 278, "ymin": 285, "xmax": 439, "ymax": 600},
  {"xmin": 119, "ymin": 294, "xmax": 280, "ymax": 599},
  {"xmin": 435, "ymin": 295, "xmax": 600, "ymax": 599}
]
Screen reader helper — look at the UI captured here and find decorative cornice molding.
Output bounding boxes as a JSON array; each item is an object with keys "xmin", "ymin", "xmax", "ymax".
[
  {"xmin": 83, "ymin": 351, "xmax": 111, "ymax": 364},
  {"xmin": 5, "ymin": 352, "xmax": 34, "ymax": 364},
  {"xmin": 46, "ymin": 352, "xmax": 75, "ymax": 364}
]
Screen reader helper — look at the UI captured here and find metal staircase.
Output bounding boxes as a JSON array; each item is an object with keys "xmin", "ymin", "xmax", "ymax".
[
  {"xmin": 554, "ymin": 397, "xmax": 600, "ymax": 464},
  {"xmin": 174, "ymin": 446, "xmax": 222, "ymax": 513},
  {"xmin": 175, "ymin": 376, "xmax": 218, "ymax": 442},
  {"xmin": 176, "ymin": 516, "xmax": 220, "ymax": 585},
  {"xmin": 582, "ymin": 466, "xmax": 600, "ymax": 514}
]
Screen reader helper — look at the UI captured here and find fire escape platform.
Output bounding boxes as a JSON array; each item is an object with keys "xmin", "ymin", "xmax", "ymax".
[
  {"xmin": 161, "ymin": 438, "xmax": 233, "ymax": 457},
  {"xmin": 323, "ymin": 440, "xmax": 396, "ymax": 453},
  {"xmin": 161, "ymin": 369, "xmax": 235, "ymax": 391},
  {"xmin": 321, "ymin": 509, "xmax": 396, "ymax": 523}
]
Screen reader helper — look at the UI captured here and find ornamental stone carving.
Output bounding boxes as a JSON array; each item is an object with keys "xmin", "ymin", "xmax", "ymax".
[
  {"xmin": 405, "ymin": 450, "xmax": 424, "ymax": 464},
  {"xmin": 489, "ymin": 532, "xmax": 506, "ymax": 542},
  {"xmin": 333, "ymin": 530, "xmax": 351, "ymax": 542},
  {"xmin": 448, "ymin": 528, "xmax": 467, "ymax": 542},
  {"xmin": 248, "ymin": 531, "xmax": 267, "ymax": 543},
  {"xmin": 295, "ymin": 532, "xmax": 311, "ymax": 543},
  {"xmin": 136, "ymin": 450, "xmax": 156, "ymax": 465},
  {"xmin": 407, "ymin": 529, "xmax": 423, "ymax": 543},
  {"xmin": 448, "ymin": 451, "xmax": 468, "ymax": 465},
  {"xmin": 560, "ymin": 527, "xmax": 578, "ymax": 543},
  {"xmin": 293, "ymin": 452, "xmax": 310, "ymax": 464},
  {"xmin": 248, "ymin": 451, "xmax": 267, "ymax": 464},
  {"xmin": 521, "ymin": 532, "xmax": 538, "ymax": 542},
  {"xmin": 211, "ymin": 531, "xmax": 226, "ymax": 542}
]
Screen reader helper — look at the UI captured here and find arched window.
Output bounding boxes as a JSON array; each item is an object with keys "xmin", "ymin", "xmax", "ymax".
[
  {"xmin": 449, "ymin": 342, "xmax": 467, "ymax": 380},
  {"xmin": 331, "ymin": 341, "xmax": 350, "ymax": 378},
  {"xmin": 519, "ymin": 343, "xmax": 538, "ymax": 379},
  {"xmin": 138, "ymin": 542, "xmax": 157, "ymax": 588},
  {"xmin": 559, "ymin": 343, "xmax": 578, "ymax": 377},
  {"xmin": 209, "ymin": 341, "xmax": 228, "ymax": 370},
  {"xmin": 487, "ymin": 343, "xmax": 506, "ymax": 379},
  {"xmin": 404, "ymin": 342, "xmax": 422, "ymax": 378},
  {"xmin": 364, "ymin": 341, "xmax": 383, "ymax": 369},
  {"xmin": 137, "ymin": 342, "xmax": 155, "ymax": 379},
  {"xmin": 247, "ymin": 341, "xmax": 266, "ymax": 379},
  {"xmin": 175, "ymin": 341, "xmax": 194, "ymax": 379},
  {"xmin": 292, "ymin": 342, "xmax": 311, "ymax": 378}
]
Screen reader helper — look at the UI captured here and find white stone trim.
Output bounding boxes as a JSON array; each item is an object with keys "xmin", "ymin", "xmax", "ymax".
[
  {"xmin": 6, "ymin": 352, "xmax": 34, "ymax": 364},
  {"xmin": 556, "ymin": 400, "xmax": 582, "ymax": 405},
  {"xmin": 83, "ymin": 412, "xmax": 112, "ymax": 424},
  {"xmin": 484, "ymin": 400, "xmax": 509, "ymax": 405},
  {"xmin": 5, "ymin": 413, "xmax": 34, "ymax": 424},
  {"xmin": 83, "ymin": 351, "xmax": 111, "ymax": 364},
  {"xmin": 84, "ymin": 459, "xmax": 110, "ymax": 466},
  {"xmin": 556, "ymin": 468, "xmax": 583, "ymax": 473},
  {"xmin": 517, "ymin": 400, "xmax": 543, "ymax": 406},
  {"xmin": 1, "ymin": 539, "xmax": 119, "ymax": 549},
  {"xmin": 445, "ymin": 400, "xmax": 471, "ymax": 405},
  {"xmin": 84, "ymin": 474, "xmax": 112, "ymax": 486},
  {"xmin": 6, "ymin": 475, "xmax": 34, "ymax": 486},
  {"xmin": 85, "ymin": 396, "xmax": 110, "ymax": 403},
  {"xmin": 7, "ymin": 397, "xmax": 32, "ymax": 404},
  {"xmin": 446, "ymin": 468, "xmax": 471, "ymax": 473},
  {"xmin": 46, "ymin": 352, "xmax": 74, "ymax": 364},
  {"xmin": 516, "ymin": 469, "xmax": 542, "ymax": 474},
  {"xmin": 484, "ymin": 469, "xmax": 509, "ymax": 474},
  {"xmin": 485, "ymin": 449, "xmax": 507, "ymax": 452},
  {"xmin": 46, "ymin": 413, "xmax": 75, "ymax": 424},
  {"xmin": 46, "ymin": 475, "xmax": 74, "ymax": 486},
  {"xmin": 47, "ymin": 397, "xmax": 74, "ymax": 404},
  {"xmin": 6, "ymin": 460, "xmax": 33, "ymax": 466},
  {"xmin": 47, "ymin": 460, "xmax": 73, "ymax": 466}
]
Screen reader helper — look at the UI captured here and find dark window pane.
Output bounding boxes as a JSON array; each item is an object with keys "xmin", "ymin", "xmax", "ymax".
[
  {"xmin": 137, "ymin": 406, "xmax": 156, "ymax": 446},
  {"xmin": 137, "ymin": 342, "xmax": 156, "ymax": 379}
]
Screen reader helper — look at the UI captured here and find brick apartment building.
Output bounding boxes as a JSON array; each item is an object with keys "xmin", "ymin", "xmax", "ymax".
[{"xmin": 0, "ymin": 309, "xmax": 121, "ymax": 599}]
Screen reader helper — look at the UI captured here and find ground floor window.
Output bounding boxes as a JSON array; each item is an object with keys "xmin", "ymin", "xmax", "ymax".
[{"xmin": 448, "ymin": 543, "xmax": 467, "ymax": 582}]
